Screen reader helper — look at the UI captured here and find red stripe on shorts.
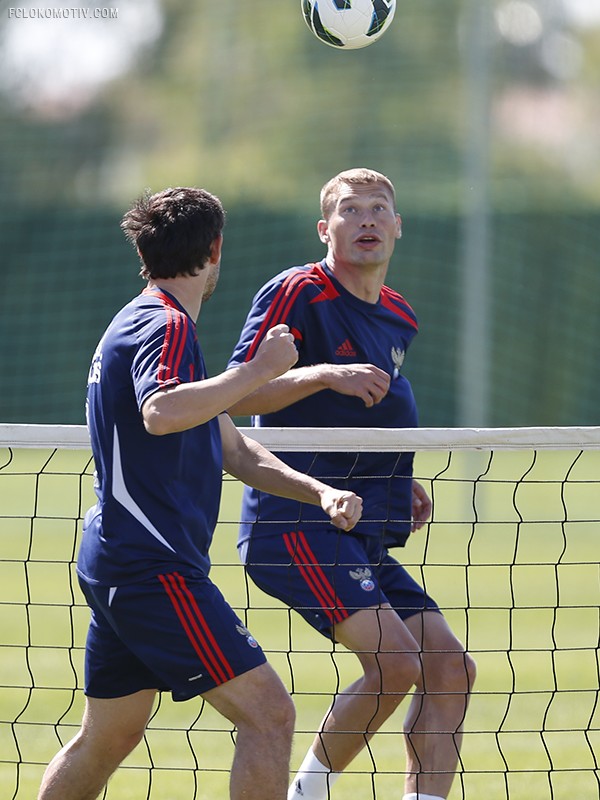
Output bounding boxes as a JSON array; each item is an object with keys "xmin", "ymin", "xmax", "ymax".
[
  {"xmin": 283, "ymin": 531, "xmax": 349, "ymax": 625},
  {"xmin": 159, "ymin": 572, "xmax": 235, "ymax": 685}
]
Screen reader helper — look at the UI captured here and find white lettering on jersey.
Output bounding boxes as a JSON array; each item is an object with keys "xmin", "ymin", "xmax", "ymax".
[{"xmin": 88, "ymin": 343, "xmax": 103, "ymax": 385}]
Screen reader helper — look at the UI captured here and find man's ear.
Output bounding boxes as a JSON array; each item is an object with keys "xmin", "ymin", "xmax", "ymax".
[
  {"xmin": 317, "ymin": 219, "xmax": 329, "ymax": 244},
  {"xmin": 209, "ymin": 233, "xmax": 224, "ymax": 264},
  {"xmin": 396, "ymin": 214, "xmax": 402, "ymax": 239}
]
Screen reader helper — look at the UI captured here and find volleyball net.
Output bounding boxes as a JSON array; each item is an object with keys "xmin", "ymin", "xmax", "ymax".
[{"xmin": 1, "ymin": 423, "xmax": 599, "ymax": 800}]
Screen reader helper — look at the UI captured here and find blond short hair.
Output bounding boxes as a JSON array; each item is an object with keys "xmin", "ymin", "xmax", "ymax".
[{"xmin": 319, "ymin": 168, "xmax": 397, "ymax": 219}]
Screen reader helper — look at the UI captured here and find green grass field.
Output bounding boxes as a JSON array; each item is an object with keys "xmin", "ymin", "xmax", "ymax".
[{"xmin": 1, "ymin": 445, "xmax": 599, "ymax": 800}]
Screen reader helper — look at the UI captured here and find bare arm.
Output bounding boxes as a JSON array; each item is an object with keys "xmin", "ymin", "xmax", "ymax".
[
  {"xmin": 219, "ymin": 414, "xmax": 363, "ymax": 531},
  {"xmin": 410, "ymin": 479, "xmax": 432, "ymax": 531},
  {"xmin": 142, "ymin": 324, "xmax": 297, "ymax": 436},
  {"xmin": 228, "ymin": 362, "xmax": 392, "ymax": 416}
]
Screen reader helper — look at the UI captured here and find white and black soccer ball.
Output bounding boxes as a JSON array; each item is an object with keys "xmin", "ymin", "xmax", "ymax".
[{"xmin": 302, "ymin": 0, "xmax": 396, "ymax": 50}]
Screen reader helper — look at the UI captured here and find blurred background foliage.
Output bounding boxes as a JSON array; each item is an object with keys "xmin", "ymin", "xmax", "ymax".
[{"xmin": 1, "ymin": 0, "xmax": 599, "ymax": 426}]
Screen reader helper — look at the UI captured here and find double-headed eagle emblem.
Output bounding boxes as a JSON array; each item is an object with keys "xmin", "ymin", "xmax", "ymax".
[{"xmin": 391, "ymin": 346, "xmax": 405, "ymax": 379}]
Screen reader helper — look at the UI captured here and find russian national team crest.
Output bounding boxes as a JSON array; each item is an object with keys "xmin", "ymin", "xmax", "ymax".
[
  {"xmin": 391, "ymin": 346, "xmax": 405, "ymax": 379},
  {"xmin": 349, "ymin": 567, "xmax": 375, "ymax": 592},
  {"xmin": 236, "ymin": 623, "xmax": 259, "ymax": 648}
]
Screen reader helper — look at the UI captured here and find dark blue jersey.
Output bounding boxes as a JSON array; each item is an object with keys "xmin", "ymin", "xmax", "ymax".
[
  {"xmin": 79, "ymin": 286, "xmax": 222, "ymax": 586},
  {"xmin": 228, "ymin": 260, "xmax": 419, "ymax": 548}
]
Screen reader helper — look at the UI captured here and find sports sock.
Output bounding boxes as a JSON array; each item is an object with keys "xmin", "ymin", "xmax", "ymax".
[
  {"xmin": 287, "ymin": 749, "xmax": 341, "ymax": 800},
  {"xmin": 402, "ymin": 794, "xmax": 445, "ymax": 800}
]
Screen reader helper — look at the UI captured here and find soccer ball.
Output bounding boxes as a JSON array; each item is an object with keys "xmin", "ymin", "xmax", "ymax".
[{"xmin": 302, "ymin": 0, "xmax": 396, "ymax": 50}]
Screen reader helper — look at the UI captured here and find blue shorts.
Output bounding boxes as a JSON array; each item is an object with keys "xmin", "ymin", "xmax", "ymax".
[
  {"xmin": 78, "ymin": 571, "xmax": 267, "ymax": 701},
  {"xmin": 240, "ymin": 528, "xmax": 440, "ymax": 639}
]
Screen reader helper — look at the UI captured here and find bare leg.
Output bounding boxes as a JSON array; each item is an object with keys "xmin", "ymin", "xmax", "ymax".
[
  {"xmin": 38, "ymin": 689, "xmax": 157, "ymax": 800},
  {"xmin": 39, "ymin": 663, "xmax": 293, "ymax": 800},
  {"xmin": 204, "ymin": 661, "xmax": 295, "ymax": 800},
  {"xmin": 310, "ymin": 605, "xmax": 422, "ymax": 770},
  {"xmin": 402, "ymin": 612, "xmax": 476, "ymax": 799},
  {"xmin": 293, "ymin": 608, "xmax": 475, "ymax": 800}
]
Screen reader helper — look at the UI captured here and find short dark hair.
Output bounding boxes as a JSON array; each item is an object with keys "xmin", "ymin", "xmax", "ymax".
[
  {"xmin": 121, "ymin": 187, "xmax": 226, "ymax": 279},
  {"xmin": 320, "ymin": 168, "xmax": 396, "ymax": 219}
]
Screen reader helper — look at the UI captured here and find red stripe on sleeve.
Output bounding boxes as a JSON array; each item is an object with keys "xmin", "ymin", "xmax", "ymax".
[
  {"xmin": 245, "ymin": 270, "xmax": 315, "ymax": 362},
  {"xmin": 157, "ymin": 306, "xmax": 174, "ymax": 385},
  {"xmin": 380, "ymin": 287, "xmax": 418, "ymax": 330},
  {"xmin": 158, "ymin": 309, "xmax": 189, "ymax": 387},
  {"xmin": 168, "ymin": 312, "xmax": 188, "ymax": 378}
]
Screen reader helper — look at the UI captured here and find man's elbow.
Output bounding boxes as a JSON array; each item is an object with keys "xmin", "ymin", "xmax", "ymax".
[
  {"xmin": 143, "ymin": 412, "xmax": 171, "ymax": 436},
  {"xmin": 227, "ymin": 399, "xmax": 253, "ymax": 417},
  {"xmin": 142, "ymin": 397, "xmax": 176, "ymax": 436},
  {"xmin": 228, "ymin": 392, "xmax": 271, "ymax": 418}
]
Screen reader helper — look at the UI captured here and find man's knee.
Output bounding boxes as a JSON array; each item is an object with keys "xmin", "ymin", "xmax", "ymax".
[
  {"xmin": 462, "ymin": 651, "xmax": 477, "ymax": 691},
  {"xmin": 257, "ymin": 678, "xmax": 296, "ymax": 735},
  {"xmin": 81, "ymin": 691, "xmax": 155, "ymax": 757},
  {"xmin": 80, "ymin": 719, "xmax": 146, "ymax": 765},
  {"xmin": 213, "ymin": 663, "xmax": 296, "ymax": 740},
  {"xmin": 364, "ymin": 650, "xmax": 422, "ymax": 695},
  {"xmin": 423, "ymin": 649, "xmax": 477, "ymax": 695}
]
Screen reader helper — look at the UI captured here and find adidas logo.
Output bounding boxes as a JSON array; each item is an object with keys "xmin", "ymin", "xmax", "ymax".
[{"xmin": 335, "ymin": 338, "xmax": 357, "ymax": 357}]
